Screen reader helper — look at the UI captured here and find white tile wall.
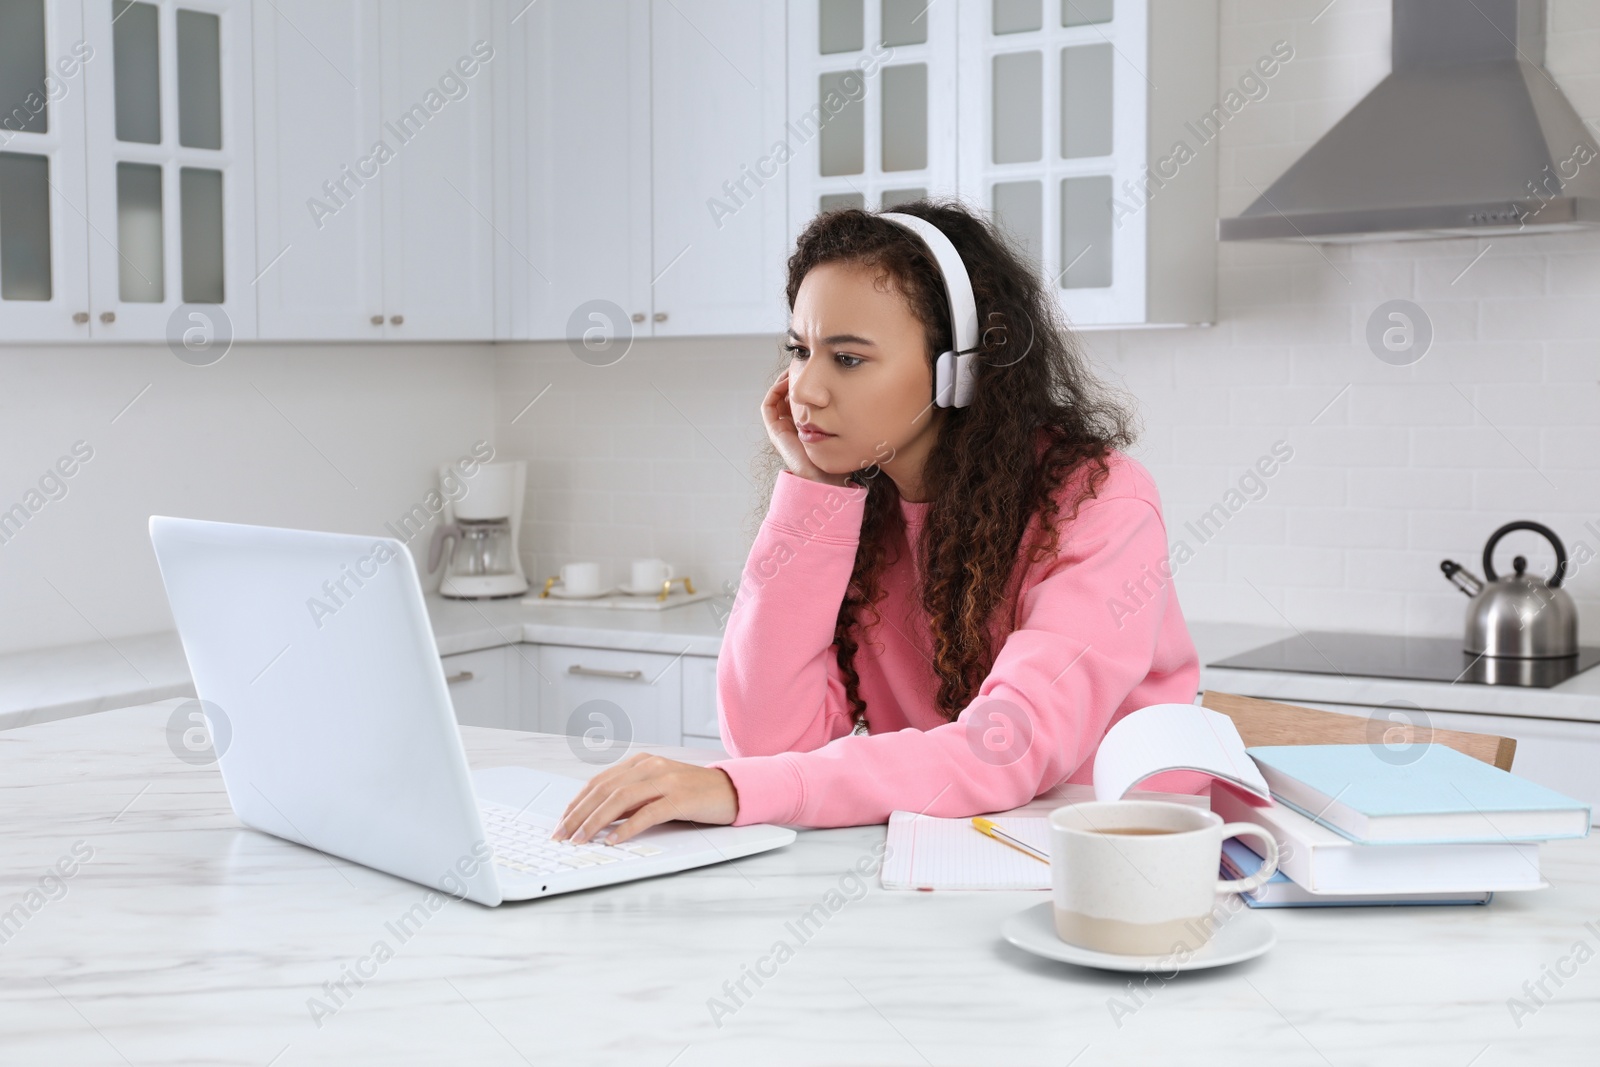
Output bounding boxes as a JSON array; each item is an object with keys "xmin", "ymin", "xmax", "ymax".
[
  {"xmin": 0, "ymin": 343, "xmax": 494, "ymax": 657},
  {"xmin": 497, "ymin": 0, "xmax": 1600, "ymax": 642}
]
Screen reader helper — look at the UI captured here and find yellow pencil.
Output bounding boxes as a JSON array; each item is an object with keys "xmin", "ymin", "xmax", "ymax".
[{"xmin": 971, "ymin": 816, "xmax": 1050, "ymax": 865}]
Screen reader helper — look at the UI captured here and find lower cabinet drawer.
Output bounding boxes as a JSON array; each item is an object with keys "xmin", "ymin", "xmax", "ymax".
[
  {"xmin": 535, "ymin": 644, "xmax": 684, "ymax": 747},
  {"xmin": 440, "ymin": 646, "xmax": 513, "ymax": 729},
  {"xmin": 680, "ymin": 655, "xmax": 721, "ymax": 738}
]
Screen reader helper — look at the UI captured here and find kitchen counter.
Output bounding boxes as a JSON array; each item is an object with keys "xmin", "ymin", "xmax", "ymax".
[
  {"xmin": 6, "ymin": 603, "xmax": 1599, "ymax": 732},
  {"xmin": 3, "ymin": 698, "xmax": 1595, "ymax": 1065},
  {"xmin": 1194, "ymin": 622, "xmax": 1600, "ymax": 726},
  {"xmin": 0, "ymin": 590, "xmax": 729, "ymax": 731}
]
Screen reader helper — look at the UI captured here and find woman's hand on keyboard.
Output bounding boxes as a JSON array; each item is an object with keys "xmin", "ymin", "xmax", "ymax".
[{"xmin": 551, "ymin": 754, "xmax": 738, "ymax": 845}]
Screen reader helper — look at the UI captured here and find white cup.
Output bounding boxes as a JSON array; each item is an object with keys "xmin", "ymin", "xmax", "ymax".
[
  {"xmin": 1048, "ymin": 800, "xmax": 1279, "ymax": 956},
  {"xmin": 630, "ymin": 558, "xmax": 675, "ymax": 590},
  {"xmin": 559, "ymin": 562, "xmax": 602, "ymax": 596}
]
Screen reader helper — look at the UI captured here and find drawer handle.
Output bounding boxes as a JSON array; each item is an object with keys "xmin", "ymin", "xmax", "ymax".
[
  {"xmin": 444, "ymin": 670, "xmax": 474, "ymax": 684},
  {"xmin": 568, "ymin": 665, "xmax": 642, "ymax": 680}
]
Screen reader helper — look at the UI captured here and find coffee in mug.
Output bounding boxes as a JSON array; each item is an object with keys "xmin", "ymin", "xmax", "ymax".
[{"xmin": 1049, "ymin": 800, "xmax": 1278, "ymax": 956}]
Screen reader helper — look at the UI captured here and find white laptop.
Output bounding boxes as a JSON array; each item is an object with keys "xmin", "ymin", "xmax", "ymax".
[{"xmin": 148, "ymin": 515, "xmax": 795, "ymax": 906}]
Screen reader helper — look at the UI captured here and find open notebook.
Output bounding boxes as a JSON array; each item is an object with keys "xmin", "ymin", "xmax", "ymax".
[{"xmin": 879, "ymin": 703, "xmax": 1270, "ymax": 891}]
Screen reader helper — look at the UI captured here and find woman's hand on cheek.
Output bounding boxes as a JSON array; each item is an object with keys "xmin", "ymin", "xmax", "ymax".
[
  {"xmin": 761, "ymin": 371, "xmax": 851, "ymax": 487},
  {"xmin": 551, "ymin": 753, "xmax": 739, "ymax": 845}
]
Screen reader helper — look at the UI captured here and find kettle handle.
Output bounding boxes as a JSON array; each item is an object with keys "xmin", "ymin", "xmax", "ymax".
[
  {"xmin": 1483, "ymin": 521, "xmax": 1568, "ymax": 588},
  {"xmin": 427, "ymin": 522, "xmax": 461, "ymax": 574}
]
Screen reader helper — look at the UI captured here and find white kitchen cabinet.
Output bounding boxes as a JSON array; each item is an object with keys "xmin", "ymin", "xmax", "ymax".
[
  {"xmin": 785, "ymin": 0, "xmax": 1217, "ymax": 329},
  {"xmin": 956, "ymin": 0, "xmax": 1216, "ymax": 327},
  {"xmin": 0, "ymin": 0, "xmax": 255, "ymax": 343},
  {"xmin": 252, "ymin": 0, "xmax": 498, "ymax": 341},
  {"xmin": 511, "ymin": 0, "xmax": 648, "ymax": 343},
  {"xmin": 514, "ymin": 0, "xmax": 788, "ymax": 342},
  {"xmin": 535, "ymin": 643, "xmax": 686, "ymax": 748},
  {"xmin": 649, "ymin": 0, "xmax": 788, "ymax": 337},
  {"xmin": 679, "ymin": 653, "xmax": 724, "ymax": 750},
  {"xmin": 1277, "ymin": 698, "xmax": 1600, "ymax": 821},
  {"xmin": 0, "ymin": 0, "xmax": 91, "ymax": 341},
  {"xmin": 440, "ymin": 645, "xmax": 518, "ymax": 729},
  {"xmin": 786, "ymin": 0, "xmax": 960, "ymax": 227}
]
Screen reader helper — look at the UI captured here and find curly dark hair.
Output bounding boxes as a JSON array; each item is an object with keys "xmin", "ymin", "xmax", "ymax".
[{"xmin": 751, "ymin": 196, "xmax": 1139, "ymax": 733}]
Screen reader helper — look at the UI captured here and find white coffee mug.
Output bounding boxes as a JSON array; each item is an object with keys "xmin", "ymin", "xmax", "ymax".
[
  {"xmin": 631, "ymin": 558, "xmax": 675, "ymax": 589},
  {"xmin": 560, "ymin": 561, "xmax": 602, "ymax": 596},
  {"xmin": 1049, "ymin": 800, "xmax": 1279, "ymax": 956}
]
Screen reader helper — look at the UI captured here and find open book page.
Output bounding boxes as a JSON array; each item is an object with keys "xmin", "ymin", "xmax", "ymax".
[{"xmin": 1093, "ymin": 703, "xmax": 1272, "ymax": 805}]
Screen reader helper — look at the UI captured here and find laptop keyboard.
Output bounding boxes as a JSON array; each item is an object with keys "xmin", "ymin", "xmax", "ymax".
[{"xmin": 478, "ymin": 799, "xmax": 665, "ymax": 876}]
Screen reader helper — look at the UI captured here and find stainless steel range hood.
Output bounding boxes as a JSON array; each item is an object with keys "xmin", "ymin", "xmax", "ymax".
[{"xmin": 1219, "ymin": 0, "xmax": 1600, "ymax": 243}]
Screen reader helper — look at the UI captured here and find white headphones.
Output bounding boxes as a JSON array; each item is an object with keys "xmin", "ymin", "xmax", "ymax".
[{"xmin": 879, "ymin": 212, "xmax": 981, "ymax": 409}]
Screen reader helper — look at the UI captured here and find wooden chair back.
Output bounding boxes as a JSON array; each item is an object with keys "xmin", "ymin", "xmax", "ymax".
[{"xmin": 1199, "ymin": 690, "xmax": 1517, "ymax": 771}]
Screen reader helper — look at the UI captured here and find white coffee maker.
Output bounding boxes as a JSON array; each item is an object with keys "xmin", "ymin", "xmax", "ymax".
[{"xmin": 426, "ymin": 459, "xmax": 530, "ymax": 598}]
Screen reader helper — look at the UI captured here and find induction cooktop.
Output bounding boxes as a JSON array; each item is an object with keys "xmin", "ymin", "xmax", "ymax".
[{"xmin": 1209, "ymin": 630, "xmax": 1600, "ymax": 689}]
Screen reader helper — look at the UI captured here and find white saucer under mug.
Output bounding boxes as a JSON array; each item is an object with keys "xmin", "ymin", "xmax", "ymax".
[
  {"xmin": 1001, "ymin": 901, "xmax": 1274, "ymax": 972},
  {"xmin": 617, "ymin": 581, "xmax": 671, "ymax": 596}
]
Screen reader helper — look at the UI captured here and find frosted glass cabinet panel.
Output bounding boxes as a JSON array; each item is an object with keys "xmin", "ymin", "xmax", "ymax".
[
  {"xmin": 788, "ymin": 0, "xmax": 958, "ymax": 240},
  {"xmin": 0, "ymin": 0, "xmax": 91, "ymax": 339},
  {"xmin": 116, "ymin": 160, "xmax": 164, "ymax": 302},
  {"xmin": 958, "ymin": 0, "xmax": 1217, "ymax": 326},
  {"xmin": 0, "ymin": 0, "xmax": 51, "ymax": 135},
  {"xmin": 82, "ymin": 0, "xmax": 255, "ymax": 339},
  {"xmin": 0, "ymin": 152, "xmax": 54, "ymax": 301}
]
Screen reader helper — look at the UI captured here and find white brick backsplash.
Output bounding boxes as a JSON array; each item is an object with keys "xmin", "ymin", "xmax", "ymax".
[
  {"xmin": 1286, "ymin": 507, "xmax": 1409, "ymax": 549},
  {"xmin": 486, "ymin": 4, "xmax": 1600, "ymax": 643},
  {"xmin": 1346, "ymin": 467, "xmax": 1472, "ymax": 510}
]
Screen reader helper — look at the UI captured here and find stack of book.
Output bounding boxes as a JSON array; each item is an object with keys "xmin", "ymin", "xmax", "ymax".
[{"xmin": 1211, "ymin": 743, "xmax": 1592, "ymax": 908}]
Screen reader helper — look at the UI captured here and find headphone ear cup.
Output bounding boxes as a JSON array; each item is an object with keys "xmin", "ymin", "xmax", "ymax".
[
  {"xmin": 933, "ymin": 351, "xmax": 955, "ymax": 407},
  {"xmin": 952, "ymin": 351, "xmax": 977, "ymax": 408}
]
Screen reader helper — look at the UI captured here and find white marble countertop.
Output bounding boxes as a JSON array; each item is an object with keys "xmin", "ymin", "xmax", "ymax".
[{"xmin": 2, "ymin": 699, "xmax": 1596, "ymax": 1065}]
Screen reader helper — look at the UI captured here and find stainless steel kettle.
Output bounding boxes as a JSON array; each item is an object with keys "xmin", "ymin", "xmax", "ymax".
[{"xmin": 1440, "ymin": 521, "xmax": 1577, "ymax": 659}]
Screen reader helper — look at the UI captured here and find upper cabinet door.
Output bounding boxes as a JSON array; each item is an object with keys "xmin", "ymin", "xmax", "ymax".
[
  {"xmin": 649, "ymin": 0, "xmax": 788, "ymax": 338},
  {"xmin": 786, "ymin": 0, "xmax": 959, "ymax": 236},
  {"xmin": 516, "ymin": 0, "xmax": 652, "ymax": 344},
  {"xmin": 377, "ymin": 0, "xmax": 497, "ymax": 341},
  {"xmin": 0, "ymin": 0, "xmax": 92, "ymax": 342},
  {"xmin": 956, "ymin": 0, "xmax": 1217, "ymax": 327},
  {"xmin": 252, "ymin": 0, "xmax": 384, "ymax": 341},
  {"xmin": 81, "ymin": 0, "xmax": 256, "ymax": 342}
]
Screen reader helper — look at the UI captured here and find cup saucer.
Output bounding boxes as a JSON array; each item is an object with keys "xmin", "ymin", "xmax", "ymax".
[
  {"xmin": 1001, "ymin": 901, "xmax": 1274, "ymax": 972},
  {"xmin": 546, "ymin": 584, "xmax": 616, "ymax": 599},
  {"xmin": 617, "ymin": 581, "xmax": 669, "ymax": 596}
]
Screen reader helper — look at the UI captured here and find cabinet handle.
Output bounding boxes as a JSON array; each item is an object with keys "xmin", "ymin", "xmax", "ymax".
[
  {"xmin": 631, "ymin": 312, "xmax": 645, "ymax": 323},
  {"xmin": 100, "ymin": 311, "xmax": 115, "ymax": 324},
  {"xmin": 390, "ymin": 314, "xmax": 404, "ymax": 326},
  {"xmin": 445, "ymin": 670, "xmax": 475, "ymax": 684},
  {"xmin": 567, "ymin": 665, "xmax": 643, "ymax": 680},
  {"xmin": 370, "ymin": 314, "xmax": 384, "ymax": 326},
  {"xmin": 653, "ymin": 311, "xmax": 667, "ymax": 322},
  {"xmin": 73, "ymin": 311, "xmax": 89, "ymax": 324}
]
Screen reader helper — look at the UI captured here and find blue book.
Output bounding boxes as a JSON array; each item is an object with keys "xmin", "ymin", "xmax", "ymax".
[
  {"xmin": 1218, "ymin": 838, "xmax": 1492, "ymax": 908},
  {"xmin": 1246, "ymin": 743, "xmax": 1592, "ymax": 845}
]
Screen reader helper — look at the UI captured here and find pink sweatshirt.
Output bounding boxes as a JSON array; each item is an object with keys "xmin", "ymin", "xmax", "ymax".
[{"xmin": 706, "ymin": 448, "xmax": 1207, "ymax": 828}]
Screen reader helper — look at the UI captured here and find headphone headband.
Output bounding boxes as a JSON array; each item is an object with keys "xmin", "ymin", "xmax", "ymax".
[{"xmin": 879, "ymin": 211, "xmax": 980, "ymax": 408}]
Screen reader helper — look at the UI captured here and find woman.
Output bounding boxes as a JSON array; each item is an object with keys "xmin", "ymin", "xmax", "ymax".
[{"xmin": 554, "ymin": 199, "xmax": 1202, "ymax": 846}]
